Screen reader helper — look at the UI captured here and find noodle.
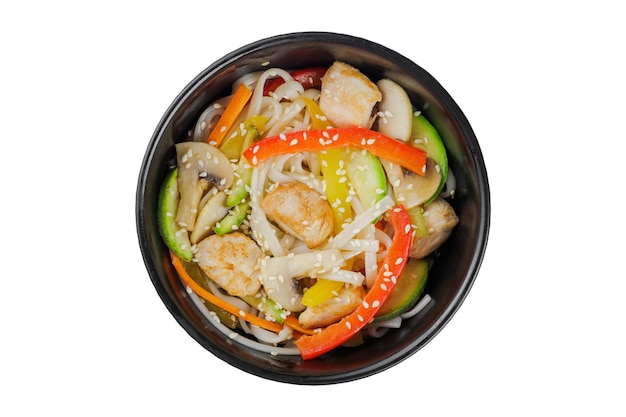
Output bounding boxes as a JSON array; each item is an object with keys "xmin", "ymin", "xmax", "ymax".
[{"xmin": 166, "ymin": 62, "xmax": 457, "ymax": 357}]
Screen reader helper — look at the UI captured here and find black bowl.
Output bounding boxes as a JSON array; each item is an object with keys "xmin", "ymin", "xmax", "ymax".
[{"xmin": 136, "ymin": 32, "xmax": 490, "ymax": 385}]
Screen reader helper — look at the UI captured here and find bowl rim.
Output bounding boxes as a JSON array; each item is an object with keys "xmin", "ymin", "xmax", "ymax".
[{"xmin": 136, "ymin": 31, "xmax": 490, "ymax": 385}]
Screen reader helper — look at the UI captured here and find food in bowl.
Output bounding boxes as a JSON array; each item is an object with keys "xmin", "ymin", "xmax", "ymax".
[{"xmin": 156, "ymin": 59, "xmax": 460, "ymax": 359}]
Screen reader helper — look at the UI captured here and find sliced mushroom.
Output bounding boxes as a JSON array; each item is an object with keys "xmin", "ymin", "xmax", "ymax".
[
  {"xmin": 376, "ymin": 78, "xmax": 413, "ymax": 142},
  {"xmin": 175, "ymin": 142, "xmax": 234, "ymax": 231},
  {"xmin": 189, "ymin": 190, "xmax": 229, "ymax": 244},
  {"xmin": 382, "ymin": 158, "xmax": 442, "ymax": 209}
]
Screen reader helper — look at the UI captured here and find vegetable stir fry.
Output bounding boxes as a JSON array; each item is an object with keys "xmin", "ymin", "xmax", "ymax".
[{"xmin": 158, "ymin": 61, "xmax": 459, "ymax": 359}]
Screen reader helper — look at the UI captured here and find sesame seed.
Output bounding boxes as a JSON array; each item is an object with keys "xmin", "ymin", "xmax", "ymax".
[
  {"xmin": 372, "ymin": 300, "xmax": 380, "ymax": 308},
  {"xmin": 363, "ymin": 301, "xmax": 369, "ymax": 309},
  {"xmin": 290, "ymin": 139, "xmax": 298, "ymax": 146},
  {"xmin": 345, "ymin": 321, "xmax": 352, "ymax": 330},
  {"xmin": 395, "ymin": 257, "xmax": 404, "ymax": 265}
]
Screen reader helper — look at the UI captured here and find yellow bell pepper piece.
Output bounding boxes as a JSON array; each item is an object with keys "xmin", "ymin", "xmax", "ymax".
[
  {"xmin": 302, "ymin": 279, "xmax": 345, "ymax": 307},
  {"xmin": 303, "ymin": 98, "xmax": 352, "ymax": 233}
]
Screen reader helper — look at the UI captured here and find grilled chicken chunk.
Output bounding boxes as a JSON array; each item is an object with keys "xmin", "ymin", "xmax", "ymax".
[
  {"xmin": 195, "ymin": 232, "xmax": 262, "ymax": 297},
  {"xmin": 410, "ymin": 198, "xmax": 459, "ymax": 259},
  {"xmin": 319, "ymin": 61, "xmax": 382, "ymax": 128},
  {"xmin": 261, "ymin": 182, "xmax": 334, "ymax": 248}
]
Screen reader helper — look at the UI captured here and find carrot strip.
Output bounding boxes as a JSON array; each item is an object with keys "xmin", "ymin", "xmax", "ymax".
[
  {"xmin": 206, "ymin": 83, "xmax": 253, "ymax": 146},
  {"xmin": 170, "ymin": 251, "xmax": 284, "ymax": 334},
  {"xmin": 283, "ymin": 315, "xmax": 317, "ymax": 336}
]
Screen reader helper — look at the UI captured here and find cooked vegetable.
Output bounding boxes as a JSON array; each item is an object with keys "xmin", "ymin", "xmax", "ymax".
[
  {"xmin": 213, "ymin": 200, "xmax": 250, "ymax": 235},
  {"xmin": 157, "ymin": 168, "xmax": 193, "ymax": 261},
  {"xmin": 375, "ymin": 258, "xmax": 428, "ymax": 321},
  {"xmin": 219, "ymin": 115, "xmax": 268, "ymax": 160},
  {"xmin": 376, "ymin": 78, "xmax": 413, "ymax": 141},
  {"xmin": 206, "ymin": 82, "xmax": 252, "ymax": 146},
  {"xmin": 410, "ymin": 113, "xmax": 449, "ymax": 206},
  {"xmin": 243, "ymin": 127, "xmax": 427, "ymax": 176},
  {"xmin": 175, "ymin": 141, "xmax": 233, "ymax": 231},
  {"xmin": 225, "ymin": 124, "xmax": 258, "ymax": 207},
  {"xmin": 344, "ymin": 147, "xmax": 387, "ymax": 210},
  {"xmin": 301, "ymin": 279, "xmax": 345, "ymax": 307},
  {"xmin": 189, "ymin": 190, "xmax": 228, "ymax": 244},
  {"xmin": 392, "ymin": 157, "xmax": 442, "ymax": 209}
]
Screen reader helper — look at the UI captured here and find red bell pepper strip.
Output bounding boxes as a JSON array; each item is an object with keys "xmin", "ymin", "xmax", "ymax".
[
  {"xmin": 263, "ymin": 67, "xmax": 327, "ymax": 96},
  {"xmin": 243, "ymin": 127, "xmax": 427, "ymax": 176},
  {"xmin": 294, "ymin": 205, "xmax": 413, "ymax": 359}
]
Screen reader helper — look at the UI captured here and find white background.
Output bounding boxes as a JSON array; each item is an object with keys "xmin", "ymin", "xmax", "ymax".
[{"xmin": 2, "ymin": 1, "xmax": 624, "ymax": 415}]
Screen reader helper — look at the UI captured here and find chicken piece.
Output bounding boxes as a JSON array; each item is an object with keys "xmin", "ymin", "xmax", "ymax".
[
  {"xmin": 319, "ymin": 61, "xmax": 382, "ymax": 128},
  {"xmin": 194, "ymin": 232, "xmax": 262, "ymax": 297},
  {"xmin": 299, "ymin": 284, "xmax": 365, "ymax": 329},
  {"xmin": 410, "ymin": 198, "xmax": 459, "ymax": 259},
  {"xmin": 261, "ymin": 182, "xmax": 334, "ymax": 248}
]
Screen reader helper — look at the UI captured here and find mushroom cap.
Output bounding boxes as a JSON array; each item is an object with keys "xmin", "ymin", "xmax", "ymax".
[{"xmin": 175, "ymin": 142, "xmax": 234, "ymax": 230}]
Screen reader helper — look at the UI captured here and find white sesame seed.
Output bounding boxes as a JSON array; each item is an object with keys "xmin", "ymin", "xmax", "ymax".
[{"xmin": 372, "ymin": 300, "xmax": 380, "ymax": 308}]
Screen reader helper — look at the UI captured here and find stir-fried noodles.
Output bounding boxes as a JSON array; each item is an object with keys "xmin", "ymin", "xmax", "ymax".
[{"xmin": 158, "ymin": 61, "xmax": 459, "ymax": 359}]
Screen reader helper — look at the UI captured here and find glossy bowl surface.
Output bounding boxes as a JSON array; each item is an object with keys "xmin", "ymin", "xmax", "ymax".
[{"xmin": 136, "ymin": 32, "xmax": 490, "ymax": 385}]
